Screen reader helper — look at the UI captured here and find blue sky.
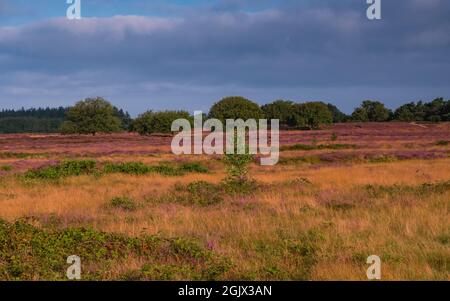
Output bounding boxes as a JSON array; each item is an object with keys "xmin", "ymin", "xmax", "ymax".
[{"xmin": 1, "ymin": 0, "xmax": 449, "ymax": 115}]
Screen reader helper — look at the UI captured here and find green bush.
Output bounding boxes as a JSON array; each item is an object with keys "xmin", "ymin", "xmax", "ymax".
[
  {"xmin": 436, "ymin": 140, "xmax": 449, "ymax": 146},
  {"xmin": 0, "ymin": 219, "xmax": 231, "ymax": 280},
  {"xmin": 178, "ymin": 162, "xmax": 209, "ymax": 173},
  {"xmin": 164, "ymin": 181, "xmax": 224, "ymax": 206},
  {"xmin": 103, "ymin": 162, "xmax": 152, "ymax": 175},
  {"xmin": 280, "ymin": 143, "xmax": 356, "ymax": 151},
  {"xmin": 24, "ymin": 160, "xmax": 97, "ymax": 180},
  {"xmin": 132, "ymin": 110, "xmax": 192, "ymax": 135},
  {"xmin": 102, "ymin": 161, "xmax": 208, "ymax": 177},
  {"xmin": 209, "ymin": 96, "xmax": 264, "ymax": 123},
  {"xmin": 0, "ymin": 165, "xmax": 12, "ymax": 171},
  {"xmin": 109, "ymin": 197, "xmax": 137, "ymax": 211}
]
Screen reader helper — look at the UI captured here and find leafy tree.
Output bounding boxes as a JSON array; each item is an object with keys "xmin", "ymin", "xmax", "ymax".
[
  {"xmin": 114, "ymin": 108, "xmax": 132, "ymax": 131},
  {"xmin": 208, "ymin": 96, "xmax": 264, "ymax": 123},
  {"xmin": 392, "ymin": 98, "xmax": 450, "ymax": 122},
  {"xmin": 442, "ymin": 100, "xmax": 450, "ymax": 121},
  {"xmin": 261, "ymin": 100, "xmax": 295, "ymax": 126},
  {"xmin": 352, "ymin": 100, "xmax": 391, "ymax": 122},
  {"xmin": 132, "ymin": 110, "xmax": 192, "ymax": 135},
  {"xmin": 424, "ymin": 97, "xmax": 446, "ymax": 122},
  {"xmin": 327, "ymin": 103, "xmax": 349, "ymax": 123},
  {"xmin": 394, "ymin": 102, "xmax": 417, "ymax": 121},
  {"xmin": 290, "ymin": 102, "xmax": 333, "ymax": 129},
  {"xmin": 60, "ymin": 97, "xmax": 122, "ymax": 135}
]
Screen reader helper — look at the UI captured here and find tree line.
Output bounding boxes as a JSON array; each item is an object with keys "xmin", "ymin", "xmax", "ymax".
[{"xmin": 0, "ymin": 96, "xmax": 449, "ymax": 134}]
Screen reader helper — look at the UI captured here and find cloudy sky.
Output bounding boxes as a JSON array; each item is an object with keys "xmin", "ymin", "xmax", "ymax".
[{"xmin": 0, "ymin": 0, "xmax": 449, "ymax": 115}]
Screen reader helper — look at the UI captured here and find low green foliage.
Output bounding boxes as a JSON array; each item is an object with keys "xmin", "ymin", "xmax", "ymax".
[
  {"xmin": 280, "ymin": 143, "xmax": 357, "ymax": 151},
  {"xmin": 178, "ymin": 162, "xmax": 209, "ymax": 174},
  {"xmin": 330, "ymin": 132, "xmax": 338, "ymax": 141},
  {"xmin": 23, "ymin": 160, "xmax": 209, "ymax": 180},
  {"xmin": 0, "ymin": 152, "xmax": 49, "ymax": 159},
  {"xmin": 109, "ymin": 197, "xmax": 137, "ymax": 211},
  {"xmin": 163, "ymin": 181, "xmax": 224, "ymax": 206},
  {"xmin": 24, "ymin": 160, "xmax": 96, "ymax": 180},
  {"xmin": 436, "ymin": 140, "xmax": 449, "ymax": 146},
  {"xmin": 103, "ymin": 162, "xmax": 153, "ymax": 175},
  {"xmin": 0, "ymin": 219, "xmax": 232, "ymax": 280},
  {"xmin": 364, "ymin": 181, "xmax": 450, "ymax": 198},
  {"xmin": 0, "ymin": 165, "xmax": 12, "ymax": 171},
  {"xmin": 103, "ymin": 161, "xmax": 208, "ymax": 177}
]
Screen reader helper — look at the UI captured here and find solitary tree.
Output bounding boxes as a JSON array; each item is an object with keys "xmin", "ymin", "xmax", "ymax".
[
  {"xmin": 208, "ymin": 96, "xmax": 264, "ymax": 123},
  {"xmin": 60, "ymin": 97, "xmax": 122, "ymax": 135}
]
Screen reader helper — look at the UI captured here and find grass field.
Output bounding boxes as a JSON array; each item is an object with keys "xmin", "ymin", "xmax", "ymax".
[{"xmin": 0, "ymin": 122, "xmax": 449, "ymax": 280}]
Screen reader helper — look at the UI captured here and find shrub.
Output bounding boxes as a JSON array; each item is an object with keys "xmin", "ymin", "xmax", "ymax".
[
  {"xmin": 103, "ymin": 162, "xmax": 152, "ymax": 175},
  {"xmin": 178, "ymin": 162, "xmax": 209, "ymax": 173},
  {"xmin": 436, "ymin": 140, "xmax": 449, "ymax": 146},
  {"xmin": 330, "ymin": 132, "xmax": 338, "ymax": 141},
  {"xmin": 186, "ymin": 181, "xmax": 223, "ymax": 206},
  {"xmin": 102, "ymin": 161, "xmax": 208, "ymax": 177},
  {"xmin": 0, "ymin": 219, "xmax": 231, "ymax": 280},
  {"xmin": 280, "ymin": 143, "xmax": 356, "ymax": 151},
  {"xmin": 165, "ymin": 181, "xmax": 224, "ymax": 206},
  {"xmin": 132, "ymin": 110, "xmax": 192, "ymax": 135},
  {"xmin": 151, "ymin": 164, "xmax": 182, "ymax": 176},
  {"xmin": 209, "ymin": 96, "xmax": 264, "ymax": 123},
  {"xmin": 109, "ymin": 197, "xmax": 137, "ymax": 211},
  {"xmin": 0, "ymin": 165, "xmax": 12, "ymax": 171},
  {"xmin": 24, "ymin": 160, "xmax": 97, "ymax": 180}
]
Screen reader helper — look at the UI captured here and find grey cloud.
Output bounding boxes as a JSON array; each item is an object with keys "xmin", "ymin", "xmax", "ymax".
[{"xmin": 0, "ymin": 0, "xmax": 449, "ymax": 113}]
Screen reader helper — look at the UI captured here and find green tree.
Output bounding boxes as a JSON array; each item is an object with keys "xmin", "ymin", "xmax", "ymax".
[
  {"xmin": 208, "ymin": 96, "xmax": 264, "ymax": 123},
  {"xmin": 352, "ymin": 100, "xmax": 391, "ymax": 122},
  {"xmin": 60, "ymin": 97, "xmax": 122, "ymax": 135},
  {"xmin": 261, "ymin": 100, "xmax": 295, "ymax": 126},
  {"xmin": 424, "ymin": 97, "xmax": 446, "ymax": 122},
  {"xmin": 394, "ymin": 102, "xmax": 417, "ymax": 121},
  {"xmin": 132, "ymin": 110, "xmax": 192, "ymax": 135},
  {"xmin": 327, "ymin": 103, "xmax": 349, "ymax": 123},
  {"xmin": 351, "ymin": 107, "xmax": 369, "ymax": 121},
  {"xmin": 290, "ymin": 102, "xmax": 333, "ymax": 129}
]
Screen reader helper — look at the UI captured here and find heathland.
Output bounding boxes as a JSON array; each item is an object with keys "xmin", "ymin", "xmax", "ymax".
[{"xmin": 0, "ymin": 122, "xmax": 449, "ymax": 280}]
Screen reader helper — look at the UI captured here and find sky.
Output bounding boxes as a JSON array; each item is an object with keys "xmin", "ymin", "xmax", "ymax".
[{"xmin": 0, "ymin": 0, "xmax": 449, "ymax": 115}]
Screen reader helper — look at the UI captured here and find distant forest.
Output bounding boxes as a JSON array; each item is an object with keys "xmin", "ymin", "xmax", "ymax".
[
  {"xmin": 0, "ymin": 97, "xmax": 449, "ymax": 134},
  {"xmin": 0, "ymin": 107, "xmax": 131, "ymax": 134}
]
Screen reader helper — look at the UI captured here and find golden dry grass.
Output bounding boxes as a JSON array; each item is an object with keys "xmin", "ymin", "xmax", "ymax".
[{"xmin": 0, "ymin": 154, "xmax": 448, "ymax": 280}]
